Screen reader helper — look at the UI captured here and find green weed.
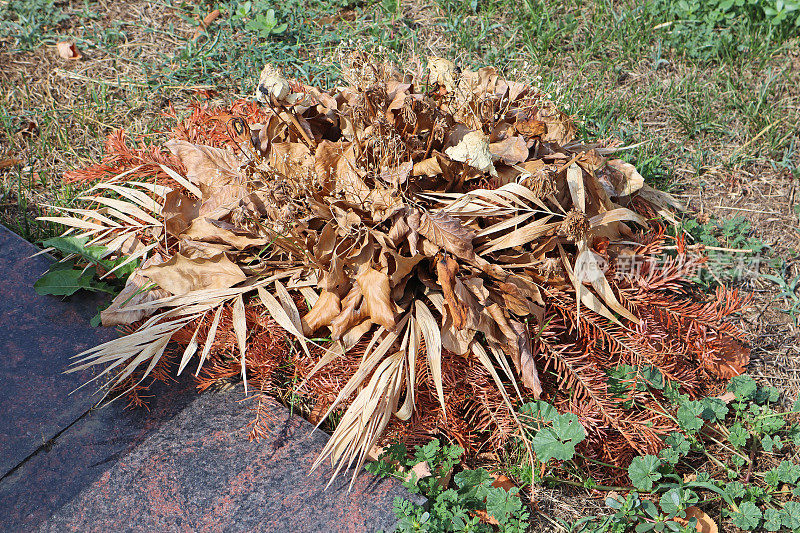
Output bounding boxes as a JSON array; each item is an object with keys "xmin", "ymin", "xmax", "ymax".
[
  {"xmin": 368, "ymin": 439, "xmax": 530, "ymax": 532},
  {"xmin": 573, "ymin": 375, "xmax": 800, "ymax": 532}
]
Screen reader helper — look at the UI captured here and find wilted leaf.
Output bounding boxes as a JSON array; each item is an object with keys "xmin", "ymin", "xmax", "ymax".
[
  {"xmin": 139, "ymin": 252, "xmax": 246, "ymax": 295},
  {"xmin": 445, "ymin": 130, "xmax": 497, "ymax": 177},
  {"xmin": 101, "ymin": 263, "xmax": 171, "ymax": 326},
  {"xmin": 182, "ymin": 217, "xmax": 269, "ymax": 250},
  {"xmin": 56, "ymin": 41, "xmax": 81, "ymax": 60},
  {"xmin": 163, "ymin": 190, "xmax": 200, "ymax": 236},
  {"xmin": 232, "ymin": 294, "xmax": 249, "ymax": 392},
  {"xmin": 409, "ymin": 208, "xmax": 475, "ymax": 261},
  {"xmin": 165, "ymin": 140, "xmax": 244, "ymax": 197},
  {"xmin": 428, "ymin": 57, "xmax": 457, "ymax": 92},
  {"xmin": 489, "ymin": 136, "xmax": 529, "ymax": 165},
  {"xmin": 436, "ymin": 255, "xmax": 465, "ymax": 329},
  {"xmin": 356, "ymin": 266, "xmax": 396, "ymax": 330},
  {"xmin": 302, "ymin": 290, "xmax": 341, "ymax": 335},
  {"xmin": 605, "ymin": 159, "xmax": 645, "ymax": 197},
  {"xmin": 510, "ymin": 320, "xmax": 542, "ymax": 397},
  {"xmin": 674, "ymin": 506, "xmax": 718, "ymax": 533}
]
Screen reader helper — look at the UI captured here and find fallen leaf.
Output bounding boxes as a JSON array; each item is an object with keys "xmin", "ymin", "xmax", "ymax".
[
  {"xmin": 192, "ymin": 9, "xmax": 220, "ymax": 41},
  {"xmin": 674, "ymin": 506, "xmax": 718, "ymax": 533},
  {"xmin": 605, "ymin": 159, "xmax": 645, "ymax": 196},
  {"xmin": 404, "ymin": 461, "xmax": 433, "ymax": 484},
  {"xmin": 182, "ymin": 217, "xmax": 268, "ymax": 250},
  {"xmin": 0, "ymin": 157, "xmax": 22, "ymax": 170},
  {"xmin": 56, "ymin": 41, "xmax": 82, "ymax": 60},
  {"xmin": 436, "ymin": 255, "xmax": 465, "ymax": 329},
  {"xmin": 510, "ymin": 320, "xmax": 542, "ymax": 397},
  {"xmin": 329, "ymin": 284, "xmax": 367, "ymax": 339},
  {"xmin": 163, "ymin": 190, "xmax": 200, "ymax": 236},
  {"xmin": 409, "ymin": 208, "xmax": 475, "ymax": 261},
  {"xmin": 139, "ymin": 252, "xmax": 246, "ymax": 295},
  {"xmin": 428, "ymin": 57, "xmax": 457, "ymax": 93},
  {"xmin": 356, "ymin": 266, "xmax": 396, "ymax": 330},
  {"xmin": 445, "ymin": 130, "xmax": 497, "ymax": 177},
  {"xmin": 703, "ymin": 337, "xmax": 749, "ymax": 379},
  {"xmin": 302, "ymin": 290, "xmax": 341, "ymax": 335},
  {"xmin": 165, "ymin": 140, "xmax": 244, "ymax": 197},
  {"xmin": 489, "ymin": 136, "xmax": 529, "ymax": 165},
  {"xmin": 101, "ymin": 262, "xmax": 171, "ymax": 326}
]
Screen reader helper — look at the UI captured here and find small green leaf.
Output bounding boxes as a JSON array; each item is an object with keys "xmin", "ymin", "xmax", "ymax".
[
  {"xmin": 34, "ymin": 269, "xmax": 94, "ymax": 296},
  {"xmin": 700, "ymin": 397, "xmax": 728, "ymax": 422},
  {"xmin": 783, "ymin": 501, "xmax": 800, "ymax": 529},
  {"xmin": 728, "ymin": 423, "xmax": 749, "ymax": 447},
  {"xmin": 728, "ymin": 374, "xmax": 757, "ymax": 400},
  {"xmin": 677, "ymin": 400, "xmax": 704, "ymax": 432},
  {"xmin": 628, "ymin": 455, "xmax": 662, "ymax": 492},
  {"xmin": 532, "ymin": 412, "xmax": 585, "ymax": 463},
  {"xmin": 520, "ymin": 401, "xmax": 558, "ymax": 425},
  {"xmin": 731, "ymin": 501, "xmax": 762, "ymax": 530},
  {"xmin": 764, "ymin": 508, "xmax": 782, "ymax": 531}
]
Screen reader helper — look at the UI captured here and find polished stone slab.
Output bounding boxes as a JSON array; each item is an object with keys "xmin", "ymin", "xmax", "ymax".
[
  {"xmin": 39, "ymin": 390, "xmax": 417, "ymax": 533},
  {"xmin": 0, "ymin": 375, "xmax": 196, "ymax": 531},
  {"xmin": 0, "ymin": 224, "xmax": 116, "ymax": 477}
]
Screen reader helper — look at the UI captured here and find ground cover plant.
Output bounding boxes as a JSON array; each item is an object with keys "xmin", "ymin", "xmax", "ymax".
[{"xmin": 2, "ymin": 0, "xmax": 799, "ymax": 531}]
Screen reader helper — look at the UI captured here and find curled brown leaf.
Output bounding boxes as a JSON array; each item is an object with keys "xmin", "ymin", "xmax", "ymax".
[
  {"xmin": 356, "ymin": 266, "xmax": 396, "ymax": 330},
  {"xmin": 436, "ymin": 255, "xmax": 465, "ymax": 329}
]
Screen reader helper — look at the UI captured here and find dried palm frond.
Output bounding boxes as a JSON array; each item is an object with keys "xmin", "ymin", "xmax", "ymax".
[{"xmin": 43, "ymin": 57, "xmax": 749, "ymax": 487}]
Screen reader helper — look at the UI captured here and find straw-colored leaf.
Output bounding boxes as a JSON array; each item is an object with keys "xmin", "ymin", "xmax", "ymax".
[
  {"xmin": 232, "ymin": 294, "xmax": 248, "ymax": 393},
  {"xmin": 566, "ymin": 163, "xmax": 585, "ymax": 213},
  {"xmin": 37, "ymin": 216, "xmax": 107, "ymax": 231},
  {"xmin": 197, "ymin": 304, "xmax": 224, "ymax": 374},
  {"xmin": 159, "ymin": 163, "xmax": 203, "ymax": 199},
  {"xmin": 415, "ymin": 300, "xmax": 446, "ymax": 417},
  {"xmin": 177, "ymin": 315, "xmax": 203, "ymax": 375}
]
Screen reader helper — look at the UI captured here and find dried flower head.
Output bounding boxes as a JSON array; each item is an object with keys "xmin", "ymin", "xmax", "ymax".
[{"xmin": 560, "ymin": 209, "xmax": 590, "ymax": 241}]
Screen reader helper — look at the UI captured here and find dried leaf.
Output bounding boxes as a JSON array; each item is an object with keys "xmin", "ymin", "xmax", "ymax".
[
  {"xmin": 436, "ymin": 255, "xmax": 465, "ymax": 329},
  {"xmin": 163, "ymin": 190, "xmax": 200, "ymax": 236},
  {"xmin": 356, "ymin": 266, "xmax": 396, "ymax": 330},
  {"xmin": 674, "ymin": 506, "xmax": 718, "ymax": 533},
  {"xmin": 428, "ymin": 57, "xmax": 457, "ymax": 92},
  {"xmin": 409, "ymin": 209, "xmax": 475, "ymax": 261},
  {"xmin": 165, "ymin": 140, "xmax": 244, "ymax": 197},
  {"xmin": 302, "ymin": 290, "xmax": 341, "ymax": 335},
  {"xmin": 182, "ymin": 217, "xmax": 268, "ymax": 250},
  {"xmin": 140, "ymin": 252, "xmax": 246, "ymax": 295},
  {"xmin": 489, "ymin": 136, "xmax": 529, "ymax": 165},
  {"xmin": 100, "ymin": 263, "xmax": 171, "ymax": 327},
  {"xmin": 509, "ymin": 320, "xmax": 542, "ymax": 398},
  {"xmin": 415, "ymin": 300, "xmax": 446, "ymax": 416},
  {"xmin": 445, "ymin": 130, "xmax": 497, "ymax": 177},
  {"xmin": 232, "ymin": 294, "xmax": 248, "ymax": 393},
  {"xmin": 56, "ymin": 41, "xmax": 82, "ymax": 60},
  {"xmin": 606, "ymin": 159, "xmax": 645, "ymax": 196}
]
